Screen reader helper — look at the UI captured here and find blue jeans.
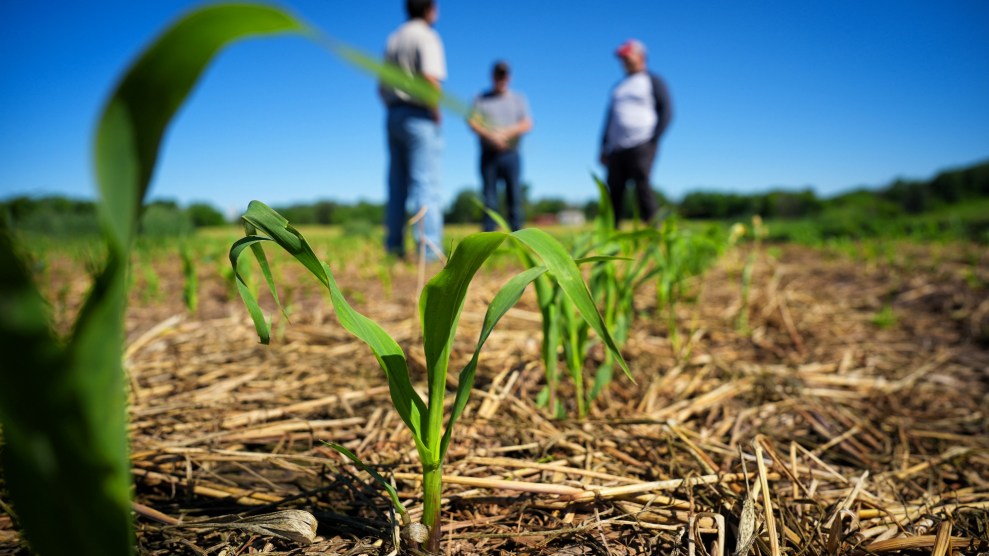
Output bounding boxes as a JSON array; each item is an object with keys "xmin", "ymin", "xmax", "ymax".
[
  {"xmin": 386, "ymin": 104, "xmax": 443, "ymax": 260},
  {"xmin": 480, "ymin": 149, "xmax": 522, "ymax": 231}
]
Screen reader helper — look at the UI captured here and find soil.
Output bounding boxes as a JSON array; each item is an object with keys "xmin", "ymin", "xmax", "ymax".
[{"xmin": 2, "ymin": 240, "xmax": 988, "ymax": 555}]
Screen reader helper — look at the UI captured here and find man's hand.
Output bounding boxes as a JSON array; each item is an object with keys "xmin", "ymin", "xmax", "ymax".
[
  {"xmin": 599, "ymin": 151, "xmax": 610, "ymax": 166},
  {"xmin": 469, "ymin": 114, "xmax": 508, "ymax": 150},
  {"xmin": 487, "ymin": 130, "xmax": 509, "ymax": 151}
]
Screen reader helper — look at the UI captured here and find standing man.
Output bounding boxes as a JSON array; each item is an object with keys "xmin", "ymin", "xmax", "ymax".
[
  {"xmin": 380, "ymin": 0, "xmax": 446, "ymax": 261},
  {"xmin": 468, "ymin": 61, "xmax": 533, "ymax": 231},
  {"xmin": 599, "ymin": 39, "xmax": 673, "ymax": 227}
]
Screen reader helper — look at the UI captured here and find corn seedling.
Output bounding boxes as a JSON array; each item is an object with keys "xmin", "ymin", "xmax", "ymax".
[
  {"xmin": 736, "ymin": 215, "xmax": 768, "ymax": 335},
  {"xmin": 230, "ymin": 201, "xmax": 630, "ymax": 552},
  {"xmin": 139, "ymin": 254, "xmax": 162, "ymax": 304},
  {"xmin": 219, "ymin": 256, "xmax": 240, "ymax": 300},
  {"xmin": 871, "ymin": 303, "xmax": 897, "ymax": 329},
  {"xmin": 0, "ymin": 6, "xmax": 309, "ymax": 555},
  {"xmin": 180, "ymin": 242, "xmax": 199, "ymax": 313},
  {"xmin": 584, "ymin": 177, "xmax": 660, "ymax": 406},
  {"xmin": 483, "ymin": 188, "xmax": 644, "ymax": 418},
  {"xmin": 532, "ymin": 267, "xmax": 565, "ymax": 417},
  {"xmin": 649, "ymin": 217, "xmax": 726, "ymax": 357},
  {"xmin": 479, "ymin": 206, "xmax": 568, "ymax": 417}
]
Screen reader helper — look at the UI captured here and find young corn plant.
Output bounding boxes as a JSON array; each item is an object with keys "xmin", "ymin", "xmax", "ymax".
[
  {"xmin": 181, "ymin": 241, "xmax": 199, "ymax": 314},
  {"xmin": 0, "ymin": 6, "xmax": 308, "ymax": 555},
  {"xmin": 482, "ymin": 189, "xmax": 641, "ymax": 419},
  {"xmin": 230, "ymin": 201, "xmax": 631, "ymax": 552},
  {"xmin": 482, "ymin": 206, "xmax": 600, "ymax": 418},
  {"xmin": 139, "ymin": 253, "xmax": 163, "ymax": 304},
  {"xmin": 1, "ymin": 2, "xmax": 490, "ymax": 553},
  {"xmin": 477, "ymin": 204, "xmax": 567, "ymax": 417},
  {"xmin": 584, "ymin": 177, "xmax": 661, "ymax": 406},
  {"xmin": 650, "ymin": 217, "xmax": 725, "ymax": 356},
  {"xmin": 736, "ymin": 215, "xmax": 768, "ymax": 335}
]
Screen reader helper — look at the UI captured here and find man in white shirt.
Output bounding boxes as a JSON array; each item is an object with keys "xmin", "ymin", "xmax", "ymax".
[
  {"xmin": 380, "ymin": 0, "xmax": 446, "ymax": 261},
  {"xmin": 599, "ymin": 39, "xmax": 673, "ymax": 227}
]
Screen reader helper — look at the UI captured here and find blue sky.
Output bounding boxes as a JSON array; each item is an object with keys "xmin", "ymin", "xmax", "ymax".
[{"xmin": 2, "ymin": 1, "xmax": 988, "ymax": 218}]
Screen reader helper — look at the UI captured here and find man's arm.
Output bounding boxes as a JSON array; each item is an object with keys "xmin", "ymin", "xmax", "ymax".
[
  {"xmin": 599, "ymin": 103, "xmax": 613, "ymax": 166},
  {"xmin": 419, "ymin": 29, "xmax": 446, "ymax": 123},
  {"xmin": 468, "ymin": 110, "xmax": 509, "ymax": 150},
  {"xmin": 650, "ymin": 74, "xmax": 673, "ymax": 142},
  {"xmin": 504, "ymin": 94, "xmax": 533, "ymax": 141},
  {"xmin": 499, "ymin": 116, "xmax": 532, "ymax": 142},
  {"xmin": 423, "ymin": 74, "xmax": 443, "ymax": 123}
]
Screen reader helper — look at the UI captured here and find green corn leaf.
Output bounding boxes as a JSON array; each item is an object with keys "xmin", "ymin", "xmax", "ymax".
[
  {"xmin": 475, "ymin": 199, "xmax": 575, "ymax": 416},
  {"xmin": 229, "ymin": 236, "xmax": 276, "ymax": 344},
  {"xmin": 325, "ymin": 40, "xmax": 471, "ymax": 118},
  {"xmin": 611, "ymin": 229, "xmax": 663, "ymax": 243},
  {"xmin": 241, "ymin": 201, "xmax": 325, "ymax": 280},
  {"xmin": 180, "ymin": 242, "xmax": 199, "ymax": 313},
  {"xmin": 593, "ymin": 174, "xmax": 616, "ymax": 236},
  {"xmin": 440, "ymin": 265, "xmax": 547, "ymax": 459},
  {"xmin": 0, "ymin": 227, "xmax": 134, "ymax": 556},
  {"xmin": 251, "ymin": 240, "xmax": 284, "ymax": 317},
  {"xmin": 324, "ymin": 442, "xmax": 408, "ymax": 523},
  {"xmin": 418, "ymin": 232, "xmax": 508, "ymax": 457},
  {"xmin": 230, "ymin": 201, "xmax": 428, "ymax": 457},
  {"xmin": 475, "ymin": 200, "xmax": 558, "ymax": 315},
  {"xmin": 473, "ymin": 197, "xmax": 513, "ymax": 232},
  {"xmin": 575, "ymin": 255, "xmax": 634, "ymax": 265},
  {"xmin": 589, "ymin": 360, "xmax": 615, "ymax": 402},
  {"xmin": 95, "ymin": 5, "xmax": 307, "ymax": 253},
  {"xmin": 1, "ymin": 5, "xmax": 308, "ymax": 556},
  {"xmin": 511, "ymin": 228, "xmax": 634, "ymax": 383}
]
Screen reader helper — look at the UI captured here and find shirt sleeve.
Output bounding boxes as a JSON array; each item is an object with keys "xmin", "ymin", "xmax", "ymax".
[
  {"xmin": 517, "ymin": 93, "xmax": 531, "ymax": 122},
  {"xmin": 420, "ymin": 30, "xmax": 446, "ymax": 81},
  {"xmin": 650, "ymin": 74, "xmax": 673, "ymax": 142}
]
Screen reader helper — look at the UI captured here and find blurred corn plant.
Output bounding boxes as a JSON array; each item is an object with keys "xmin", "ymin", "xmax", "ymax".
[
  {"xmin": 180, "ymin": 242, "xmax": 199, "ymax": 313},
  {"xmin": 483, "ymin": 183, "xmax": 640, "ymax": 419},
  {"xmin": 139, "ymin": 253, "xmax": 163, "ymax": 304},
  {"xmin": 0, "ymin": 5, "xmax": 309, "ymax": 555},
  {"xmin": 511, "ymin": 176, "xmax": 728, "ymax": 417},
  {"xmin": 651, "ymin": 217, "xmax": 725, "ymax": 355},
  {"xmin": 584, "ymin": 178, "xmax": 661, "ymax": 407},
  {"xmin": 229, "ymin": 201, "xmax": 630, "ymax": 552},
  {"xmin": 736, "ymin": 215, "xmax": 768, "ymax": 335},
  {"xmin": 479, "ymin": 206, "xmax": 568, "ymax": 417}
]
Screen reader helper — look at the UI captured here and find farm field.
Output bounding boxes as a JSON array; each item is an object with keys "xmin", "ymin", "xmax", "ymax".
[
  {"xmin": 3, "ymin": 3, "xmax": 989, "ymax": 554},
  {"xmin": 2, "ymin": 227, "xmax": 987, "ymax": 554}
]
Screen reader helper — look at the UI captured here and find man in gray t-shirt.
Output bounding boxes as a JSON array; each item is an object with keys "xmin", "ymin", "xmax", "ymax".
[
  {"xmin": 380, "ymin": 0, "xmax": 446, "ymax": 261},
  {"xmin": 468, "ymin": 61, "xmax": 532, "ymax": 231}
]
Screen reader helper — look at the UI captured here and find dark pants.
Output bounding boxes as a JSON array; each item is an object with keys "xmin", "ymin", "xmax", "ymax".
[
  {"xmin": 606, "ymin": 141, "xmax": 659, "ymax": 227},
  {"xmin": 481, "ymin": 149, "xmax": 523, "ymax": 231}
]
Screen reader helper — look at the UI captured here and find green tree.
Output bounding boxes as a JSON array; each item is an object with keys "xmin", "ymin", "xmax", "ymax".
[
  {"xmin": 445, "ymin": 188, "xmax": 483, "ymax": 224},
  {"xmin": 140, "ymin": 200, "xmax": 193, "ymax": 237},
  {"xmin": 186, "ymin": 202, "xmax": 227, "ymax": 227},
  {"xmin": 530, "ymin": 197, "xmax": 568, "ymax": 217}
]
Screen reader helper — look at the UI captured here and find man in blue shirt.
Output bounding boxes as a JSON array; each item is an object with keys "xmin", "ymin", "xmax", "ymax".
[
  {"xmin": 599, "ymin": 39, "xmax": 673, "ymax": 227},
  {"xmin": 469, "ymin": 61, "xmax": 533, "ymax": 231}
]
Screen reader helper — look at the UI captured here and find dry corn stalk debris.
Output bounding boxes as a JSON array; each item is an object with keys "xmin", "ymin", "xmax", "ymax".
[{"xmin": 3, "ymin": 243, "xmax": 989, "ymax": 554}]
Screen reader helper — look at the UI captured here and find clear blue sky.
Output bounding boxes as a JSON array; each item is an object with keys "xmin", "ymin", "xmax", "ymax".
[{"xmin": 2, "ymin": 1, "xmax": 988, "ymax": 218}]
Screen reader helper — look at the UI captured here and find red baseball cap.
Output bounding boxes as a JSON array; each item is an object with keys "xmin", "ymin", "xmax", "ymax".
[{"xmin": 615, "ymin": 39, "xmax": 646, "ymax": 58}]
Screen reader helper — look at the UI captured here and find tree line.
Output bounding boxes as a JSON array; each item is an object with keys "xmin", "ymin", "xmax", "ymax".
[
  {"xmin": 3, "ymin": 159, "xmax": 986, "ymax": 236},
  {"xmin": 0, "ymin": 198, "xmax": 226, "ymax": 237},
  {"xmin": 679, "ymin": 159, "xmax": 989, "ymax": 220}
]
